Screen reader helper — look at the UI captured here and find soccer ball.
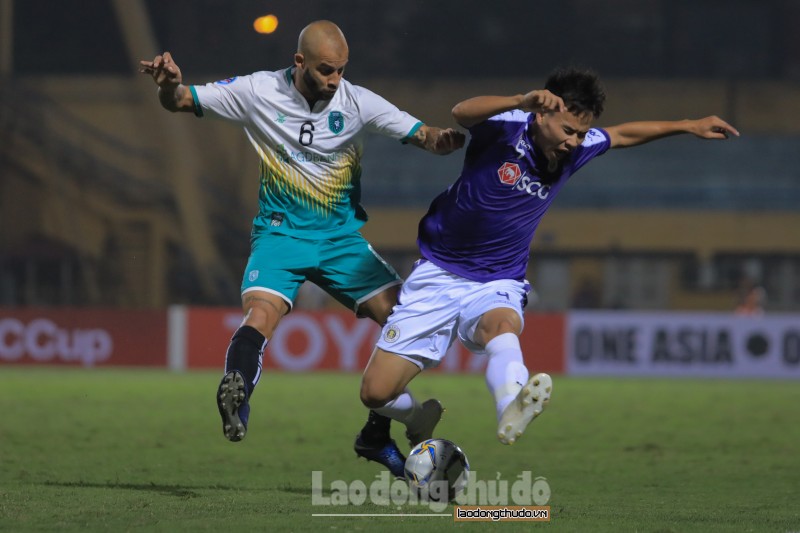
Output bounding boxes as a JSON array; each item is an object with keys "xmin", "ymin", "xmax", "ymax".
[{"xmin": 404, "ymin": 439, "xmax": 470, "ymax": 502}]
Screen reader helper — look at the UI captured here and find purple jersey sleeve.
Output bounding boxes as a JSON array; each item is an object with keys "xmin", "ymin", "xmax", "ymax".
[
  {"xmin": 466, "ymin": 110, "xmax": 527, "ymax": 153},
  {"xmin": 418, "ymin": 114, "xmax": 610, "ymax": 282},
  {"xmin": 568, "ymin": 127, "xmax": 611, "ymax": 172}
]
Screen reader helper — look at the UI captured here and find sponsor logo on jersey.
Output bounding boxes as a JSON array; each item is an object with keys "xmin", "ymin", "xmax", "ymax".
[
  {"xmin": 498, "ymin": 162, "xmax": 522, "ymax": 185},
  {"xmin": 384, "ymin": 325, "xmax": 400, "ymax": 343},
  {"xmin": 515, "ymin": 135, "xmax": 532, "ymax": 158},
  {"xmin": 248, "ymin": 270, "xmax": 259, "ymax": 282},
  {"xmin": 270, "ymin": 212, "xmax": 284, "ymax": 227},
  {"xmin": 273, "ymin": 146, "xmax": 348, "ymax": 164},
  {"xmin": 328, "ymin": 111, "xmax": 345, "ymax": 134},
  {"xmin": 514, "ymin": 174, "xmax": 551, "ymax": 199},
  {"xmin": 275, "ymin": 111, "xmax": 287, "ymax": 124},
  {"xmin": 215, "ymin": 77, "xmax": 238, "ymax": 85},
  {"xmin": 499, "ymin": 162, "xmax": 551, "ymax": 198}
]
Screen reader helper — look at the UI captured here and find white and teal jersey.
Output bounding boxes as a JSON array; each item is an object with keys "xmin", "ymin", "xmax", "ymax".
[{"xmin": 190, "ymin": 68, "xmax": 423, "ymax": 239}]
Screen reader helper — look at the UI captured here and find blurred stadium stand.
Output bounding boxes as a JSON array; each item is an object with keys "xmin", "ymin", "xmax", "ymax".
[{"xmin": 1, "ymin": 0, "xmax": 799, "ymax": 311}]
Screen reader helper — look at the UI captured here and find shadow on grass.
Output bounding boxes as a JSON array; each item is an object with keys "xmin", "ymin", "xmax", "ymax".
[
  {"xmin": 41, "ymin": 480, "xmax": 310, "ymax": 498},
  {"xmin": 276, "ymin": 484, "xmax": 311, "ymax": 496},
  {"xmin": 42, "ymin": 480, "xmax": 233, "ymax": 497}
]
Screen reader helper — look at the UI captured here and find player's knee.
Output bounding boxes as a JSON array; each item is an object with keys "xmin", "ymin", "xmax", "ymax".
[
  {"xmin": 242, "ymin": 305, "xmax": 281, "ymax": 339},
  {"xmin": 475, "ymin": 311, "xmax": 521, "ymax": 345},
  {"xmin": 360, "ymin": 379, "xmax": 394, "ymax": 409}
]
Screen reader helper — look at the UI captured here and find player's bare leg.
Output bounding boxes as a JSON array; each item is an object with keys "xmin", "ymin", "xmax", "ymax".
[
  {"xmin": 355, "ymin": 348, "xmax": 443, "ymax": 478},
  {"xmin": 355, "ymin": 286, "xmax": 401, "ymax": 440},
  {"xmin": 354, "ymin": 288, "xmax": 430, "ymax": 477}
]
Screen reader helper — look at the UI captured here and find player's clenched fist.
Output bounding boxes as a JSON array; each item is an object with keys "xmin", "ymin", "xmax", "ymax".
[
  {"xmin": 433, "ymin": 128, "xmax": 466, "ymax": 154},
  {"xmin": 520, "ymin": 89, "xmax": 566, "ymax": 114}
]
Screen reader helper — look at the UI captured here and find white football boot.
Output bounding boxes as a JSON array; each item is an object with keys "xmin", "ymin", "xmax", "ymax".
[
  {"xmin": 405, "ymin": 399, "xmax": 445, "ymax": 447},
  {"xmin": 497, "ymin": 373, "xmax": 552, "ymax": 445}
]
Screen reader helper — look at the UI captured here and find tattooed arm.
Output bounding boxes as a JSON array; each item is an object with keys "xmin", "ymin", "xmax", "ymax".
[{"xmin": 407, "ymin": 125, "xmax": 466, "ymax": 155}]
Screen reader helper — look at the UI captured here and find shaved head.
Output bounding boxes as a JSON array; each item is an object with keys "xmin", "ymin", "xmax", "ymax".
[
  {"xmin": 294, "ymin": 20, "xmax": 349, "ymax": 103},
  {"xmin": 297, "ymin": 20, "xmax": 348, "ymax": 59}
]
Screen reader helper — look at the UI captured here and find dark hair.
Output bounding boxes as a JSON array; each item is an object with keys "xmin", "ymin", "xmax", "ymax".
[{"xmin": 544, "ymin": 67, "xmax": 605, "ymax": 118}]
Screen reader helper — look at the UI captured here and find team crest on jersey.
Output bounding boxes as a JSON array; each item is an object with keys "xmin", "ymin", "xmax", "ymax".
[
  {"xmin": 498, "ymin": 162, "xmax": 522, "ymax": 185},
  {"xmin": 248, "ymin": 270, "xmax": 259, "ymax": 282},
  {"xmin": 215, "ymin": 77, "xmax": 238, "ymax": 85},
  {"xmin": 384, "ymin": 325, "xmax": 400, "ymax": 343},
  {"xmin": 328, "ymin": 111, "xmax": 345, "ymax": 135}
]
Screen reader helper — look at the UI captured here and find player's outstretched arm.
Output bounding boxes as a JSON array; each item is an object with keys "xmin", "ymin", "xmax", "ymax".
[
  {"xmin": 605, "ymin": 116, "xmax": 740, "ymax": 149},
  {"xmin": 408, "ymin": 126, "xmax": 466, "ymax": 155},
  {"xmin": 451, "ymin": 90, "xmax": 566, "ymax": 128},
  {"xmin": 138, "ymin": 52, "xmax": 195, "ymax": 113}
]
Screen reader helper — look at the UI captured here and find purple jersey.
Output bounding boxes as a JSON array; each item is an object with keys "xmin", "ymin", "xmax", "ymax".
[{"xmin": 418, "ymin": 110, "xmax": 610, "ymax": 282}]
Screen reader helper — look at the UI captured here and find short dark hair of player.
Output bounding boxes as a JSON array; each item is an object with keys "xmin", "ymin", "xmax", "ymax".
[{"xmin": 545, "ymin": 67, "xmax": 606, "ymax": 119}]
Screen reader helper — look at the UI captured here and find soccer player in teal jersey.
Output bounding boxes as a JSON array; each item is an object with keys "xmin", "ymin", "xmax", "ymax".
[{"xmin": 140, "ymin": 20, "xmax": 465, "ymax": 478}]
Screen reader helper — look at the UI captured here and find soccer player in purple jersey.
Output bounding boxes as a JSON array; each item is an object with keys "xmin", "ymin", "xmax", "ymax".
[{"xmin": 356, "ymin": 68, "xmax": 739, "ymax": 450}]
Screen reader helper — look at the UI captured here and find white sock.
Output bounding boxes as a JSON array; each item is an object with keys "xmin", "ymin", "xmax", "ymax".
[
  {"xmin": 373, "ymin": 389, "xmax": 422, "ymax": 426},
  {"xmin": 485, "ymin": 333, "xmax": 529, "ymax": 421}
]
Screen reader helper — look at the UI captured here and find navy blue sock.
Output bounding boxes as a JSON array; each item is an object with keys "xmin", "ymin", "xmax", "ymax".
[
  {"xmin": 359, "ymin": 410, "xmax": 392, "ymax": 445},
  {"xmin": 225, "ymin": 325, "xmax": 266, "ymax": 397}
]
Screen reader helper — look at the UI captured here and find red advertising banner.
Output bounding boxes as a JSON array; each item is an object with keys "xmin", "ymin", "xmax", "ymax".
[
  {"xmin": 0, "ymin": 308, "xmax": 167, "ymax": 367},
  {"xmin": 184, "ymin": 308, "xmax": 565, "ymax": 374}
]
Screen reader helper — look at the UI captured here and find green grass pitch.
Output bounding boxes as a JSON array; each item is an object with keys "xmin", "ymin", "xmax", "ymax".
[{"xmin": 1, "ymin": 368, "xmax": 798, "ymax": 532}]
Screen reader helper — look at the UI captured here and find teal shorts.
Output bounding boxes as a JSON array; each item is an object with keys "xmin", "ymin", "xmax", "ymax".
[{"xmin": 241, "ymin": 230, "xmax": 401, "ymax": 312}]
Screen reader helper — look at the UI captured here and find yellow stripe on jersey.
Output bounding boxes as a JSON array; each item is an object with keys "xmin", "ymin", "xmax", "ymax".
[{"xmin": 252, "ymin": 143, "xmax": 361, "ymax": 216}]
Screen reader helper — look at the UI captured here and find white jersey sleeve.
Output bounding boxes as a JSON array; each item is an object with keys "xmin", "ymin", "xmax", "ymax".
[
  {"xmin": 190, "ymin": 75, "xmax": 255, "ymax": 124},
  {"xmin": 352, "ymin": 85, "xmax": 422, "ymax": 142}
]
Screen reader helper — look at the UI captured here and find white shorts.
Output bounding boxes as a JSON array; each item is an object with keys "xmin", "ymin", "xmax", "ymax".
[{"xmin": 376, "ymin": 260, "xmax": 530, "ymax": 369}]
